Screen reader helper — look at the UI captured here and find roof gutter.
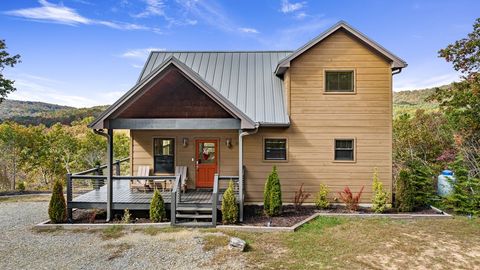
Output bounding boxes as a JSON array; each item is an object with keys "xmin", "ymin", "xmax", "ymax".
[{"xmin": 392, "ymin": 67, "xmax": 403, "ymax": 75}]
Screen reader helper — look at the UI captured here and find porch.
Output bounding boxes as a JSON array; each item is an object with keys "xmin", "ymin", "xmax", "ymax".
[{"xmin": 66, "ymin": 158, "xmax": 242, "ymax": 226}]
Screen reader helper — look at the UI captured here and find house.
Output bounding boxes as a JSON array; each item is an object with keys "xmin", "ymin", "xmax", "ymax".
[{"xmin": 67, "ymin": 21, "xmax": 406, "ymax": 226}]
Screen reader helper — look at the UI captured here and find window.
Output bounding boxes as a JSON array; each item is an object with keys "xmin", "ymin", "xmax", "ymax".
[
  {"xmin": 334, "ymin": 139, "xmax": 355, "ymax": 161},
  {"xmin": 325, "ymin": 71, "xmax": 354, "ymax": 92},
  {"xmin": 264, "ymin": 138, "xmax": 287, "ymax": 161},
  {"xmin": 153, "ymin": 138, "xmax": 175, "ymax": 173}
]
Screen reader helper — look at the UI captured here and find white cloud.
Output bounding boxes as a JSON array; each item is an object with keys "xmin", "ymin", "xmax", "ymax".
[
  {"xmin": 133, "ymin": 0, "xmax": 165, "ymax": 18},
  {"xmin": 120, "ymin": 48, "xmax": 165, "ymax": 60},
  {"xmin": 238, "ymin": 27, "xmax": 259, "ymax": 34},
  {"xmin": 280, "ymin": 0, "xmax": 306, "ymax": 14},
  {"xmin": 4, "ymin": 0, "xmax": 162, "ymax": 33}
]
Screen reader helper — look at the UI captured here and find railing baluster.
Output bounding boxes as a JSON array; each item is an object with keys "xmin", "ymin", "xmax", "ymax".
[{"xmin": 66, "ymin": 173, "xmax": 72, "ymax": 222}]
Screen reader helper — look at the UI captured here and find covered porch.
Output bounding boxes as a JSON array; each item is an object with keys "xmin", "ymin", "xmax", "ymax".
[{"xmin": 67, "ymin": 59, "xmax": 259, "ymax": 226}]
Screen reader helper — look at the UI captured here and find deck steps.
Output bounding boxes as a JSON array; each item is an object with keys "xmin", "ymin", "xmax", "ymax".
[
  {"xmin": 174, "ymin": 221, "xmax": 214, "ymax": 228},
  {"xmin": 176, "ymin": 214, "xmax": 213, "ymax": 219},
  {"xmin": 172, "ymin": 203, "xmax": 216, "ymax": 227}
]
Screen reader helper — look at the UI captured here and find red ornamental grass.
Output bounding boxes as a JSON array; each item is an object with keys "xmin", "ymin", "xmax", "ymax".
[{"xmin": 338, "ymin": 186, "xmax": 364, "ymax": 211}]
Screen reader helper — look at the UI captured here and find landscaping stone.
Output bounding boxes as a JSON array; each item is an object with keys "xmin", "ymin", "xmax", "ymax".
[{"xmin": 228, "ymin": 237, "xmax": 246, "ymax": 251}]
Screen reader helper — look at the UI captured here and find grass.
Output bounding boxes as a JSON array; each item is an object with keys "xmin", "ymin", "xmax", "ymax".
[
  {"xmin": 139, "ymin": 226, "xmax": 182, "ymax": 236},
  {"xmin": 0, "ymin": 195, "xmax": 50, "ymax": 203},
  {"xmin": 227, "ymin": 216, "xmax": 480, "ymax": 269},
  {"xmin": 202, "ymin": 234, "xmax": 230, "ymax": 251},
  {"xmin": 101, "ymin": 225, "xmax": 125, "ymax": 240}
]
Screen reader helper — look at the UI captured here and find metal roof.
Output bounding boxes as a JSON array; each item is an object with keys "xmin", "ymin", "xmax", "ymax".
[
  {"xmin": 139, "ymin": 51, "xmax": 292, "ymax": 126},
  {"xmin": 275, "ymin": 21, "xmax": 407, "ymax": 75}
]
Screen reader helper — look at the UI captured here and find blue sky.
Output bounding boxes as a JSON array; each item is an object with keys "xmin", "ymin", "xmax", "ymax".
[{"xmin": 0, "ymin": 0, "xmax": 478, "ymax": 107}]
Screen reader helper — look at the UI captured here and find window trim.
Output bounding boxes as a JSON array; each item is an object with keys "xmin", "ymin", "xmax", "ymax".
[
  {"xmin": 263, "ymin": 137, "xmax": 289, "ymax": 162},
  {"xmin": 323, "ymin": 69, "xmax": 356, "ymax": 94},
  {"xmin": 333, "ymin": 138, "xmax": 356, "ymax": 163},
  {"xmin": 152, "ymin": 137, "xmax": 176, "ymax": 175}
]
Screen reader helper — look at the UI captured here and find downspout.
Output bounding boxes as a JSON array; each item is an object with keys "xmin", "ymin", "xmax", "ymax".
[
  {"xmin": 238, "ymin": 123, "xmax": 259, "ymax": 222},
  {"xmin": 93, "ymin": 129, "xmax": 113, "ymax": 222}
]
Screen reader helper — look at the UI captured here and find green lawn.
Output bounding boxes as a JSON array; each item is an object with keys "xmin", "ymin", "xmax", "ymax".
[{"xmin": 221, "ymin": 217, "xmax": 480, "ymax": 269}]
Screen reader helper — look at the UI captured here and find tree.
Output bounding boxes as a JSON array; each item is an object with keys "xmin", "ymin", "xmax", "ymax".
[
  {"xmin": 221, "ymin": 180, "xmax": 238, "ymax": 224},
  {"xmin": 150, "ymin": 189, "xmax": 166, "ymax": 222},
  {"xmin": 0, "ymin": 39, "xmax": 21, "ymax": 103},
  {"xmin": 0, "ymin": 122, "xmax": 27, "ymax": 189},
  {"xmin": 430, "ymin": 18, "xmax": 480, "ymax": 177},
  {"xmin": 263, "ymin": 166, "xmax": 282, "ymax": 216},
  {"xmin": 48, "ymin": 180, "xmax": 67, "ymax": 223},
  {"xmin": 371, "ymin": 168, "xmax": 389, "ymax": 213}
]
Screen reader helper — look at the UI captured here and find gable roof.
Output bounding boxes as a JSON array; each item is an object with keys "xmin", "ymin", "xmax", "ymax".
[
  {"xmin": 89, "ymin": 56, "xmax": 258, "ymax": 129},
  {"xmin": 137, "ymin": 51, "xmax": 292, "ymax": 127},
  {"xmin": 275, "ymin": 21, "xmax": 408, "ymax": 75}
]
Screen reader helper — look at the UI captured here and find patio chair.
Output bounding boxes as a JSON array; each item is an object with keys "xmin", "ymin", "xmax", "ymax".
[
  {"xmin": 175, "ymin": 166, "xmax": 188, "ymax": 193},
  {"xmin": 130, "ymin": 165, "xmax": 151, "ymax": 192}
]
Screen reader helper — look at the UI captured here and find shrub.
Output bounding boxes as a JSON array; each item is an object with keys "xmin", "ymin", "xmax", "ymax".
[
  {"xmin": 263, "ymin": 166, "xmax": 282, "ymax": 216},
  {"xmin": 122, "ymin": 208, "xmax": 132, "ymax": 224},
  {"xmin": 48, "ymin": 180, "xmax": 67, "ymax": 223},
  {"xmin": 396, "ymin": 161, "xmax": 435, "ymax": 212},
  {"xmin": 150, "ymin": 189, "xmax": 166, "ymax": 222},
  {"xmin": 338, "ymin": 186, "xmax": 364, "ymax": 211},
  {"xmin": 221, "ymin": 180, "xmax": 238, "ymax": 224},
  {"xmin": 17, "ymin": 181, "xmax": 25, "ymax": 192},
  {"xmin": 294, "ymin": 183, "xmax": 311, "ymax": 210},
  {"xmin": 444, "ymin": 158, "xmax": 480, "ymax": 216},
  {"xmin": 314, "ymin": 184, "xmax": 330, "ymax": 209},
  {"xmin": 371, "ymin": 168, "xmax": 390, "ymax": 213},
  {"xmin": 396, "ymin": 170, "xmax": 415, "ymax": 212}
]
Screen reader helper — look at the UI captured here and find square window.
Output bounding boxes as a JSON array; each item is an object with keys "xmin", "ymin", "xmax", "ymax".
[
  {"xmin": 325, "ymin": 71, "xmax": 354, "ymax": 92},
  {"xmin": 153, "ymin": 138, "xmax": 175, "ymax": 173},
  {"xmin": 334, "ymin": 139, "xmax": 354, "ymax": 161},
  {"xmin": 264, "ymin": 138, "xmax": 287, "ymax": 161}
]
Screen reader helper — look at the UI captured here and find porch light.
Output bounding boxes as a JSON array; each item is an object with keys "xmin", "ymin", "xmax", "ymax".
[
  {"xmin": 182, "ymin": 137, "xmax": 189, "ymax": 147},
  {"xmin": 226, "ymin": 138, "xmax": 232, "ymax": 148}
]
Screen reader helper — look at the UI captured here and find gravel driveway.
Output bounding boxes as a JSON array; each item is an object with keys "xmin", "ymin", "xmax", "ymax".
[{"xmin": 0, "ymin": 200, "xmax": 245, "ymax": 270}]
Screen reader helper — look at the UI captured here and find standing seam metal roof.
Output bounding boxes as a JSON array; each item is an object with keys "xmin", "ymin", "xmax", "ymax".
[{"xmin": 138, "ymin": 51, "xmax": 293, "ymax": 126}]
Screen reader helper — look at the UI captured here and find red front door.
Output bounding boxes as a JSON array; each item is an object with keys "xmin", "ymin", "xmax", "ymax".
[{"xmin": 195, "ymin": 140, "xmax": 218, "ymax": 188}]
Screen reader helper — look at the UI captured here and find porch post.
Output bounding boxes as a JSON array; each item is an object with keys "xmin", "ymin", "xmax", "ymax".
[
  {"xmin": 106, "ymin": 129, "xmax": 114, "ymax": 222},
  {"xmin": 238, "ymin": 129, "xmax": 244, "ymax": 222}
]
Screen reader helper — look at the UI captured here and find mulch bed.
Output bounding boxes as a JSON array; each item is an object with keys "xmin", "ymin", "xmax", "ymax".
[
  {"xmin": 72, "ymin": 209, "xmax": 161, "ymax": 224},
  {"xmin": 70, "ymin": 205, "xmax": 442, "ymax": 225},
  {"xmin": 317, "ymin": 205, "xmax": 441, "ymax": 215},
  {"xmin": 242, "ymin": 205, "xmax": 317, "ymax": 227}
]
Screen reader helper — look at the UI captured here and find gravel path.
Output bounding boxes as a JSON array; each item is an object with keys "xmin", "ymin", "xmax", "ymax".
[{"xmin": 0, "ymin": 201, "xmax": 246, "ymax": 270}]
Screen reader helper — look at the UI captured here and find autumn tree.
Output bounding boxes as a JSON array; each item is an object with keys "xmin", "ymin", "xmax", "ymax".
[
  {"xmin": 0, "ymin": 39, "xmax": 21, "ymax": 102},
  {"xmin": 430, "ymin": 18, "xmax": 480, "ymax": 177}
]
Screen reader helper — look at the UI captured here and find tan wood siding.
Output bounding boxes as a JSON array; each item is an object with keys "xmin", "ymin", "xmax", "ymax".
[
  {"xmin": 131, "ymin": 130, "xmax": 238, "ymax": 189},
  {"xmin": 243, "ymin": 29, "xmax": 393, "ymax": 203}
]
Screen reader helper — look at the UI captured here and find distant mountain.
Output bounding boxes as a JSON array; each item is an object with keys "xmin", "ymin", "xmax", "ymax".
[
  {"xmin": 393, "ymin": 84, "xmax": 451, "ymax": 116},
  {"xmin": 0, "ymin": 100, "xmax": 108, "ymax": 126}
]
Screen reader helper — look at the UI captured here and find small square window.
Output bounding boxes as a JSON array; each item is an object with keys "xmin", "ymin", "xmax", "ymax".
[
  {"xmin": 325, "ymin": 71, "xmax": 354, "ymax": 92},
  {"xmin": 334, "ymin": 139, "xmax": 354, "ymax": 161},
  {"xmin": 264, "ymin": 138, "xmax": 287, "ymax": 161}
]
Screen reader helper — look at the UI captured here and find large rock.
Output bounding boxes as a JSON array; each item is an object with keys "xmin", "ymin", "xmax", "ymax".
[{"xmin": 228, "ymin": 237, "xmax": 246, "ymax": 252}]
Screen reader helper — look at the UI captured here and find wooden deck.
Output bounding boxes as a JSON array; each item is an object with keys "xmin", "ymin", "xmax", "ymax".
[{"xmin": 69, "ymin": 181, "xmax": 228, "ymax": 210}]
